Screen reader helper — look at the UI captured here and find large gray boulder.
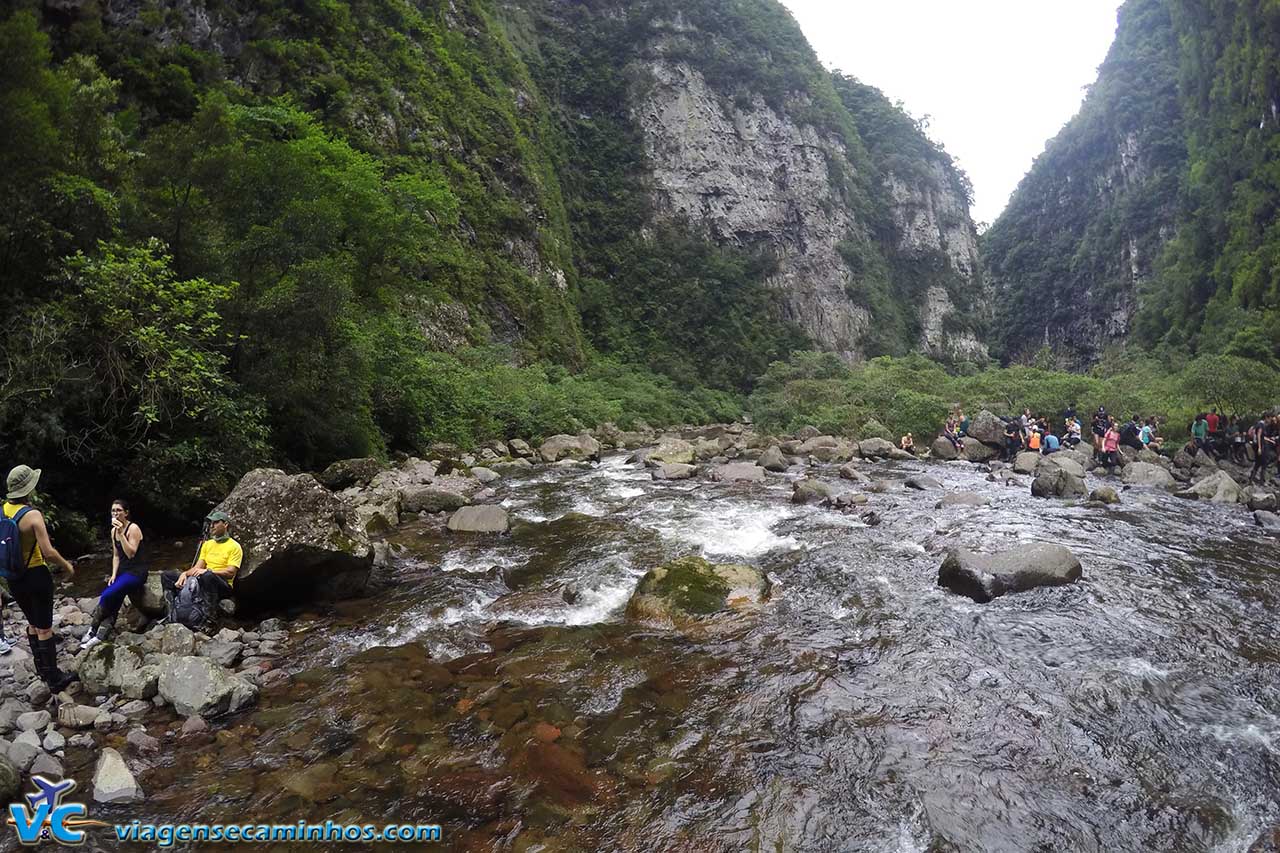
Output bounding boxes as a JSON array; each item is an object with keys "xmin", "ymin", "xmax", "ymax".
[
  {"xmin": 930, "ymin": 437, "xmax": 959, "ymax": 460},
  {"xmin": 93, "ymin": 748, "xmax": 144, "ymax": 804},
  {"xmin": 1031, "ymin": 466, "xmax": 1087, "ymax": 499},
  {"xmin": 938, "ymin": 544, "xmax": 1083, "ymax": 603},
  {"xmin": 758, "ymin": 445, "xmax": 789, "ymax": 472},
  {"xmin": 646, "ymin": 438, "xmax": 696, "ymax": 466},
  {"xmin": 858, "ymin": 438, "xmax": 904, "ymax": 460},
  {"xmin": 961, "ymin": 437, "xmax": 998, "ymax": 462},
  {"xmin": 967, "ymin": 411, "xmax": 1006, "ymax": 446},
  {"xmin": 1012, "ymin": 452, "xmax": 1040, "ymax": 475},
  {"xmin": 711, "ymin": 462, "xmax": 766, "ymax": 482},
  {"xmin": 538, "ymin": 433, "xmax": 601, "ymax": 463},
  {"xmin": 1037, "ymin": 454, "xmax": 1085, "ymax": 479},
  {"xmin": 792, "ymin": 479, "xmax": 836, "ymax": 504},
  {"xmin": 214, "ymin": 469, "xmax": 375, "ymax": 609},
  {"xmin": 401, "ymin": 485, "xmax": 467, "ymax": 514},
  {"xmin": 652, "ymin": 462, "xmax": 696, "ymax": 481},
  {"xmin": 1255, "ymin": 511, "xmax": 1280, "ymax": 531},
  {"xmin": 315, "ymin": 457, "xmax": 383, "ymax": 490},
  {"xmin": 626, "ymin": 556, "xmax": 767, "ymax": 626},
  {"xmin": 1122, "ymin": 461, "xmax": 1176, "ymax": 488},
  {"xmin": 157, "ymin": 656, "xmax": 258, "ymax": 717},
  {"xmin": 1175, "ymin": 470, "xmax": 1246, "ymax": 504},
  {"xmin": 445, "ymin": 506, "xmax": 510, "ymax": 534}
]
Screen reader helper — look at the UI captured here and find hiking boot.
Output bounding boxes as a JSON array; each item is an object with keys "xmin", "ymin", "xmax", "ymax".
[{"xmin": 36, "ymin": 637, "xmax": 77, "ymax": 692}]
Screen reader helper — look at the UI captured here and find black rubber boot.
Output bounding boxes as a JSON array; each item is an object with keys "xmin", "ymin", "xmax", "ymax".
[
  {"xmin": 97, "ymin": 614, "xmax": 116, "ymax": 643},
  {"xmin": 37, "ymin": 637, "xmax": 77, "ymax": 693}
]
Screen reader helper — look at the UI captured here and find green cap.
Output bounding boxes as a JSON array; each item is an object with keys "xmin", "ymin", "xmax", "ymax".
[{"xmin": 205, "ymin": 510, "xmax": 230, "ymax": 523}]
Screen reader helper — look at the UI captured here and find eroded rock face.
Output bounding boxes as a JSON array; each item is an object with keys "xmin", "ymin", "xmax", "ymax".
[
  {"xmin": 214, "ymin": 469, "xmax": 374, "ymax": 608},
  {"xmin": 938, "ymin": 544, "xmax": 1083, "ymax": 603}
]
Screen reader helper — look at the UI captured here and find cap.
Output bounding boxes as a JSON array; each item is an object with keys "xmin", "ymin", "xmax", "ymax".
[
  {"xmin": 5, "ymin": 465, "xmax": 41, "ymax": 501},
  {"xmin": 205, "ymin": 510, "xmax": 230, "ymax": 523}
]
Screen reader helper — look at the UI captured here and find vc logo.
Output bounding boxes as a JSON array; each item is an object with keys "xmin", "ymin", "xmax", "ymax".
[{"xmin": 7, "ymin": 776, "xmax": 108, "ymax": 846}]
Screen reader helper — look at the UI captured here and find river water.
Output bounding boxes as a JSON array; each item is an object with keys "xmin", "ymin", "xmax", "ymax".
[{"xmin": 63, "ymin": 453, "xmax": 1280, "ymax": 852}]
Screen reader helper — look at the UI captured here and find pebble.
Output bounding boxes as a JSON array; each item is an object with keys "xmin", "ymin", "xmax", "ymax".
[{"xmin": 180, "ymin": 715, "xmax": 206, "ymax": 735}]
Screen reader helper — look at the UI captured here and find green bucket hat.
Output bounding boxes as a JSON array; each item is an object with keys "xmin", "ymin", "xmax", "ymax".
[
  {"xmin": 5, "ymin": 465, "xmax": 41, "ymax": 501},
  {"xmin": 205, "ymin": 510, "xmax": 230, "ymax": 523}
]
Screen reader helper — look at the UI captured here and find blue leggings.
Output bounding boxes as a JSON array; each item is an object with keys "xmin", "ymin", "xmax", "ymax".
[{"xmin": 99, "ymin": 573, "xmax": 146, "ymax": 620}]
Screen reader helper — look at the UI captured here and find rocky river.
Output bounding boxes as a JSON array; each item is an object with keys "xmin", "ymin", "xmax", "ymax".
[{"xmin": 5, "ymin": 437, "xmax": 1280, "ymax": 852}]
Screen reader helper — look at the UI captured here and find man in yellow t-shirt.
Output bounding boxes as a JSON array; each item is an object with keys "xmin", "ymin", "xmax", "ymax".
[{"xmin": 160, "ymin": 510, "xmax": 242, "ymax": 620}]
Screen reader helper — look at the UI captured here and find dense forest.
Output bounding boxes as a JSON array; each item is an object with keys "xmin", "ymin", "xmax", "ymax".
[{"xmin": 984, "ymin": 0, "xmax": 1280, "ymax": 370}]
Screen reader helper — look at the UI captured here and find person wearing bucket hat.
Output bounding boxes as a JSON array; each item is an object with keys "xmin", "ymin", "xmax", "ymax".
[
  {"xmin": 159, "ymin": 509, "xmax": 241, "ymax": 627},
  {"xmin": 3, "ymin": 465, "xmax": 78, "ymax": 691}
]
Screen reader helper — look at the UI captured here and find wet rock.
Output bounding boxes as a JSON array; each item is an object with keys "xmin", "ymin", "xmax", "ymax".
[
  {"xmin": 626, "ymin": 556, "xmax": 767, "ymax": 624},
  {"xmin": 1246, "ymin": 489, "xmax": 1278, "ymax": 512},
  {"xmin": 1037, "ymin": 454, "xmax": 1085, "ymax": 479},
  {"xmin": 905, "ymin": 475, "xmax": 941, "ymax": 490},
  {"xmin": 1031, "ymin": 466, "xmax": 1087, "ymax": 499},
  {"xmin": 791, "ymin": 479, "xmax": 835, "ymax": 504},
  {"xmin": 93, "ymin": 747, "xmax": 143, "ymax": 803},
  {"xmin": 709, "ymin": 462, "xmax": 765, "ymax": 482},
  {"xmin": 492, "ymin": 458, "xmax": 533, "ymax": 473},
  {"xmin": 181, "ymin": 715, "xmax": 207, "ymax": 735},
  {"xmin": 645, "ymin": 438, "xmax": 695, "ymax": 466},
  {"xmin": 126, "ymin": 728, "xmax": 160, "ymax": 753},
  {"xmin": 157, "ymin": 656, "xmax": 259, "ymax": 717},
  {"xmin": 1090, "ymin": 487, "xmax": 1121, "ymax": 504},
  {"xmin": 936, "ymin": 492, "xmax": 990, "ymax": 508},
  {"xmin": 938, "ymin": 544, "xmax": 1083, "ymax": 603},
  {"xmin": 470, "ymin": 466, "xmax": 500, "ymax": 484},
  {"xmin": 31, "ymin": 752, "xmax": 62, "ymax": 778},
  {"xmin": 67, "ymin": 733, "xmax": 94, "ymax": 749},
  {"xmin": 198, "ymin": 639, "xmax": 244, "ymax": 668},
  {"xmin": 829, "ymin": 492, "xmax": 869, "ymax": 508},
  {"xmin": 538, "ymin": 433, "xmax": 601, "ymax": 463},
  {"xmin": 1012, "ymin": 451, "xmax": 1040, "ymax": 475},
  {"xmin": 960, "ymin": 437, "xmax": 998, "ymax": 463},
  {"xmin": 446, "ymin": 505, "xmax": 510, "ymax": 534},
  {"xmin": 118, "ymin": 699, "xmax": 151, "ymax": 719},
  {"xmin": 757, "ymin": 446, "xmax": 788, "ymax": 472},
  {"xmin": 930, "ymin": 436, "xmax": 959, "ymax": 460},
  {"xmin": 7, "ymin": 741, "xmax": 38, "ymax": 772},
  {"xmin": 860, "ymin": 510, "xmax": 882, "ymax": 526},
  {"xmin": 652, "ymin": 463, "xmax": 697, "ymax": 481},
  {"xmin": 839, "ymin": 462, "xmax": 869, "ymax": 482},
  {"xmin": 1254, "ymin": 511, "xmax": 1280, "ymax": 531},
  {"xmin": 1122, "ymin": 461, "xmax": 1176, "ymax": 488},
  {"xmin": 42, "ymin": 730, "xmax": 64, "ymax": 751},
  {"xmin": 858, "ymin": 438, "xmax": 908, "ymax": 460},
  {"xmin": 216, "ymin": 469, "xmax": 374, "ymax": 608},
  {"xmin": 1175, "ymin": 470, "xmax": 1246, "ymax": 504},
  {"xmin": 315, "ymin": 457, "xmax": 382, "ymax": 490}
]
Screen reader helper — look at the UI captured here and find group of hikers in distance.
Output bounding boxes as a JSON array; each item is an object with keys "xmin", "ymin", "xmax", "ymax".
[
  {"xmin": 903, "ymin": 405, "xmax": 1280, "ymax": 485},
  {"xmin": 0, "ymin": 464, "xmax": 244, "ymax": 694}
]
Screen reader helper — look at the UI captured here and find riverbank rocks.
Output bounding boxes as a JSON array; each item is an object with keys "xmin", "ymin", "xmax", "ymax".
[
  {"xmin": 1013, "ymin": 452, "xmax": 1040, "ymax": 474},
  {"xmin": 967, "ymin": 411, "xmax": 1005, "ymax": 446},
  {"xmin": 215, "ymin": 469, "xmax": 374, "ymax": 609},
  {"xmin": 1255, "ymin": 511, "xmax": 1280, "ymax": 531},
  {"xmin": 1247, "ymin": 489, "xmax": 1278, "ymax": 512},
  {"xmin": 960, "ymin": 437, "xmax": 998, "ymax": 463},
  {"xmin": 931, "ymin": 437, "xmax": 959, "ymax": 460},
  {"xmin": 652, "ymin": 463, "xmax": 696, "ymax": 481},
  {"xmin": 1175, "ymin": 470, "xmax": 1246, "ymax": 504},
  {"xmin": 1090, "ymin": 487, "xmax": 1120, "ymax": 504},
  {"xmin": 1037, "ymin": 454, "xmax": 1086, "ymax": 479},
  {"xmin": 710, "ymin": 462, "xmax": 765, "ymax": 482},
  {"xmin": 1122, "ymin": 461, "xmax": 1176, "ymax": 488},
  {"xmin": 316, "ymin": 457, "xmax": 382, "ymax": 490},
  {"xmin": 758, "ymin": 446, "xmax": 788, "ymax": 472},
  {"xmin": 538, "ymin": 434, "xmax": 601, "ymax": 463},
  {"xmin": 446, "ymin": 506, "xmax": 510, "ymax": 534},
  {"xmin": 646, "ymin": 438, "xmax": 695, "ymax": 466},
  {"xmin": 938, "ymin": 544, "xmax": 1083, "ymax": 603},
  {"xmin": 93, "ymin": 748, "xmax": 143, "ymax": 804},
  {"xmin": 626, "ymin": 556, "xmax": 767, "ymax": 626},
  {"xmin": 839, "ymin": 463, "xmax": 869, "ymax": 483},
  {"xmin": 1031, "ymin": 466, "xmax": 1087, "ymax": 499},
  {"xmin": 792, "ymin": 479, "xmax": 835, "ymax": 504},
  {"xmin": 905, "ymin": 475, "xmax": 941, "ymax": 491},
  {"xmin": 157, "ymin": 655, "xmax": 258, "ymax": 717}
]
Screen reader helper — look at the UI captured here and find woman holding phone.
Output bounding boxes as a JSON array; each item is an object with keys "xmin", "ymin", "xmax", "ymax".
[{"xmin": 80, "ymin": 499, "xmax": 148, "ymax": 650}]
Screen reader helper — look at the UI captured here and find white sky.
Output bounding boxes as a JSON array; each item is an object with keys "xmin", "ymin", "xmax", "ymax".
[{"xmin": 781, "ymin": 1, "xmax": 1124, "ymax": 226}]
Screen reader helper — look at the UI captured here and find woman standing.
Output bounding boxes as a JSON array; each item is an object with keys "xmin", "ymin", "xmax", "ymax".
[
  {"xmin": 1103, "ymin": 418, "xmax": 1122, "ymax": 474},
  {"xmin": 80, "ymin": 499, "xmax": 148, "ymax": 650}
]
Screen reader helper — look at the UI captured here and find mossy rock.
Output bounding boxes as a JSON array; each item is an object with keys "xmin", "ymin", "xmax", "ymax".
[
  {"xmin": 859, "ymin": 418, "xmax": 892, "ymax": 441},
  {"xmin": 626, "ymin": 556, "xmax": 767, "ymax": 625}
]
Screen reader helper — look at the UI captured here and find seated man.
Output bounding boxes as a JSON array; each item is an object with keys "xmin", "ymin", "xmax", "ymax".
[
  {"xmin": 899, "ymin": 433, "xmax": 915, "ymax": 454},
  {"xmin": 1040, "ymin": 430, "xmax": 1061, "ymax": 455},
  {"xmin": 161, "ymin": 510, "xmax": 241, "ymax": 619}
]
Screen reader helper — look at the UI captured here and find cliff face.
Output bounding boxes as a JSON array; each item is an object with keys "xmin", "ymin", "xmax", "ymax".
[{"xmin": 980, "ymin": 0, "xmax": 1184, "ymax": 365}]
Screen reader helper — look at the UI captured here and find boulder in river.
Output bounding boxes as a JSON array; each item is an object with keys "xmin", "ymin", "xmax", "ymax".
[
  {"xmin": 960, "ymin": 437, "xmax": 997, "ymax": 463},
  {"xmin": 857, "ymin": 438, "xmax": 897, "ymax": 460},
  {"xmin": 966, "ymin": 411, "xmax": 1005, "ymax": 446},
  {"xmin": 757, "ymin": 446, "xmax": 788, "ymax": 472},
  {"xmin": 157, "ymin": 655, "xmax": 258, "ymax": 717},
  {"xmin": 652, "ymin": 463, "xmax": 696, "ymax": 481},
  {"xmin": 792, "ymin": 479, "xmax": 835, "ymax": 504},
  {"xmin": 710, "ymin": 462, "xmax": 766, "ymax": 482},
  {"xmin": 646, "ymin": 438, "xmax": 695, "ymax": 466},
  {"xmin": 626, "ymin": 556, "xmax": 767, "ymax": 625},
  {"xmin": 1089, "ymin": 486, "xmax": 1120, "ymax": 504},
  {"xmin": 446, "ymin": 505, "xmax": 511, "ymax": 534},
  {"xmin": 215, "ymin": 468, "xmax": 374, "ymax": 609},
  {"xmin": 1036, "ymin": 454, "xmax": 1085, "ymax": 479},
  {"xmin": 1030, "ymin": 466, "xmax": 1087, "ymax": 499},
  {"xmin": 839, "ymin": 463, "xmax": 869, "ymax": 483},
  {"xmin": 1012, "ymin": 452, "xmax": 1040, "ymax": 475},
  {"xmin": 938, "ymin": 544, "xmax": 1083, "ymax": 603},
  {"xmin": 1175, "ymin": 470, "xmax": 1246, "ymax": 504},
  {"xmin": 401, "ymin": 484, "xmax": 467, "ymax": 514},
  {"xmin": 1122, "ymin": 461, "xmax": 1176, "ymax": 488},
  {"xmin": 930, "ymin": 437, "xmax": 959, "ymax": 460},
  {"xmin": 905, "ymin": 475, "xmax": 941, "ymax": 491},
  {"xmin": 538, "ymin": 433, "xmax": 601, "ymax": 463},
  {"xmin": 1245, "ymin": 489, "xmax": 1278, "ymax": 512},
  {"xmin": 93, "ymin": 747, "xmax": 144, "ymax": 804},
  {"xmin": 1255, "ymin": 511, "xmax": 1280, "ymax": 531}
]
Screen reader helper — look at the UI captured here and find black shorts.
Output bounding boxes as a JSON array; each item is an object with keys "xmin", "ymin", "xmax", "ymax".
[{"xmin": 9, "ymin": 565, "xmax": 54, "ymax": 630}]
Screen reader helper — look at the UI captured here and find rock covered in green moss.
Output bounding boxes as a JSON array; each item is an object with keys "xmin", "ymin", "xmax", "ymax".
[{"xmin": 626, "ymin": 556, "xmax": 767, "ymax": 626}]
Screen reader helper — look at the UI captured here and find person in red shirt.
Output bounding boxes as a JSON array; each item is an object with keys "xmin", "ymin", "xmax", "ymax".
[
  {"xmin": 1103, "ymin": 418, "xmax": 1122, "ymax": 474},
  {"xmin": 1206, "ymin": 409, "xmax": 1220, "ymax": 434}
]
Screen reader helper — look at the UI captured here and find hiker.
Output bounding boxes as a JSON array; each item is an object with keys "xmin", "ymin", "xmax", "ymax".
[
  {"xmin": 899, "ymin": 433, "xmax": 915, "ymax": 454},
  {"xmin": 1027, "ymin": 425, "xmax": 1042, "ymax": 452},
  {"xmin": 942, "ymin": 415, "xmax": 963, "ymax": 451},
  {"xmin": 1191, "ymin": 413, "xmax": 1210, "ymax": 455},
  {"xmin": 1064, "ymin": 416, "xmax": 1083, "ymax": 448},
  {"xmin": 161, "ymin": 510, "xmax": 241, "ymax": 626},
  {"xmin": 1041, "ymin": 428, "xmax": 1061, "ymax": 455},
  {"xmin": 2, "ymin": 466, "xmax": 77, "ymax": 691},
  {"xmin": 1254, "ymin": 417, "xmax": 1280, "ymax": 485},
  {"xmin": 1120, "ymin": 415, "xmax": 1144, "ymax": 451},
  {"xmin": 956, "ymin": 411, "xmax": 971, "ymax": 438},
  {"xmin": 1206, "ymin": 409, "xmax": 1220, "ymax": 436},
  {"xmin": 1102, "ymin": 418, "xmax": 1122, "ymax": 474},
  {"xmin": 1228, "ymin": 417, "xmax": 1248, "ymax": 465},
  {"xmin": 1002, "ymin": 418, "xmax": 1023, "ymax": 461},
  {"xmin": 80, "ymin": 499, "xmax": 148, "ymax": 651},
  {"xmin": 1091, "ymin": 407, "xmax": 1109, "ymax": 455},
  {"xmin": 1140, "ymin": 418, "xmax": 1164, "ymax": 451}
]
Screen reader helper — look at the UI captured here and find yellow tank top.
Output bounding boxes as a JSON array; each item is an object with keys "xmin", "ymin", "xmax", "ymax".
[{"xmin": 2, "ymin": 502, "xmax": 44, "ymax": 568}]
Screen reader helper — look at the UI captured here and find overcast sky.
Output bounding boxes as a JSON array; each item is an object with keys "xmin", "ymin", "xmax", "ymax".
[{"xmin": 781, "ymin": 1, "xmax": 1124, "ymax": 226}]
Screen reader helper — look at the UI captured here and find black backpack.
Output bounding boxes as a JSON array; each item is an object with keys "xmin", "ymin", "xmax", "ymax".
[{"xmin": 170, "ymin": 578, "xmax": 215, "ymax": 629}]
